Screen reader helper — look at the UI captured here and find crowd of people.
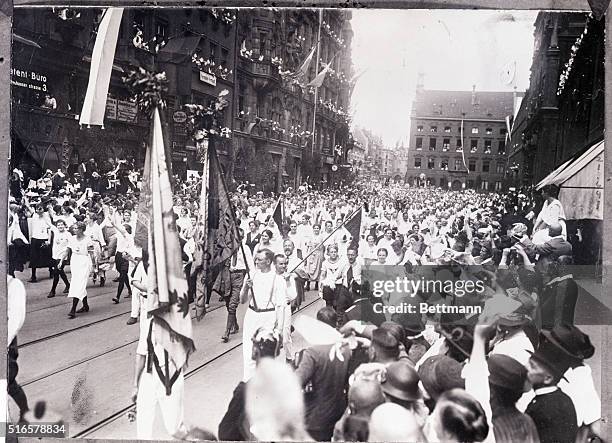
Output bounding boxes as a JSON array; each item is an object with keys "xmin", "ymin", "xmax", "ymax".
[{"xmin": 6, "ymin": 157, "xmax": 601, "ymax": 443}]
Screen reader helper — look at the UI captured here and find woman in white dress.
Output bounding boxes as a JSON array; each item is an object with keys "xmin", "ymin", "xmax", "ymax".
[
  {"xmin": 253, "ymin": 229, "xmax": 283, "ymax": 256},
  {"xmin": 304, "ymin": 224, "xmax": 325, "ymax": 291},
  {"xmin": 84, "ymin": 212, "xmax": 107, "ymax": 286},
  {"xmin": 67, "ymin": 222, "xmax": 93, "ymax": 318}
]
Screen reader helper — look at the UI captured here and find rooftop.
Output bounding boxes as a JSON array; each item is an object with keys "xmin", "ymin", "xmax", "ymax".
[{"xmin": 412, "ymin": 89, "xmax": 517, "ymax": 120}]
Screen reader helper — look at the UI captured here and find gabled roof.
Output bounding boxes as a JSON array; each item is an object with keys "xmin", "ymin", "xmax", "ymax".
[{"xmin": 413, "ymin": 89, "xmax": 516, "ymax": 120}]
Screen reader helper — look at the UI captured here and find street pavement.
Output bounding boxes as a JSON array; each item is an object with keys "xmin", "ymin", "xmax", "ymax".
[{"xmin": 7, "ymin": 266, "xmax": 611, "ymax": 439}]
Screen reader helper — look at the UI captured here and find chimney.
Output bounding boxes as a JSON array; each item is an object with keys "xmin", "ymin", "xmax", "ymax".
[
  {"xmin": 416, "ymin": 69, "xmax": 425, "ymax": 92},
  {"xmin": 471, "ymin": 84, "xmax": 476, "ymax": 105}
]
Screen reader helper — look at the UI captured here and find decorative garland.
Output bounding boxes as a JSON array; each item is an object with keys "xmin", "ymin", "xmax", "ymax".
[
  {"xmin": 132, "ymin": 26, "xmax": 168, "ymax": 54},
  {"xmin": 184, "ymin": 89, "xmax": 231, "ymax": 141},
  {"xmin": 322, "ymin": 21, "xmax": 346, "ymax": 48},
  {"xmin": 557, "ymin": 13, "xmax": 592, "ymax": 96},
  {"xmin": 210, "ymin": 8, "xmax": 236, "ymax": 25},
  {"xmin": 122, "ymin": 67, "xmax": 168, "ymax": 116},
  {"xmin": 191, "ymin": 53, "xmax": 233, "ymax": 80}
]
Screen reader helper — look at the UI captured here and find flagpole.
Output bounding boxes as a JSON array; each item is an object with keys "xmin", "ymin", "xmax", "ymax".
[
  {"xmin": 289, "ymin": 204, "xmax": 363, "ymax": 274},
  {"xmin": 310, "ymin": 9, "xmax": 323, "ymax": 157}
]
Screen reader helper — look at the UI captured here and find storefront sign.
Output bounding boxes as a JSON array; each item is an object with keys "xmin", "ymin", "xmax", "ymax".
[
  {"xmin": 116, "ymin": 100, "xmax": 138, "ymax": 123},
  {"xmin": 11, "ymin": 68, "xmax": 48, "ymax": 92},
  {"xmin": 105, "ymin": 98, "xmax": 117, "ymax": 120},
  {"xmin": 173, "ymin": 111, "xmax": 187, "ymax": 123},
  {"xmin": 199, "ymin": 71, "xmax": 217, "ymax": 86}
]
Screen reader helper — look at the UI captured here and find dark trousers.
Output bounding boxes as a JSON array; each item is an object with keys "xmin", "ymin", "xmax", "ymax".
[
  {"xmin": 115, "ymin": 252, "xmax": 131, "ymax": 298},
  {"xmin": 8, "ymin": 338, "xmax": 29, "ymax": 421},
  {"xmin": 336, "ymin": 286, "xmax": 355, "ymax": 326},
  {"xmin": 50, "ymin": 259, "xmax": 69, "ymax": 292},
  {"xmin": 226, "ymin": 271, "xmax": 245, "ymax": 315},
  {"xmin": 294, "ymin": 276, "xmax": 306, "ymax": 308},
  {"xmin": 322, "ymin": 286, "xmax": 338, "ymax": 309}
]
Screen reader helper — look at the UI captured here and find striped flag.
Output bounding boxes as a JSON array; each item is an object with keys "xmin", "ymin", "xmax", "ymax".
[
  {"xmin": 308, "ymin": 63, "xmax": 331, "ymax": 88},
  {"xmin": 145, "ymin": 107, "xmax": 195, "ymax": 393},
  {"xmin": 505, "ymin": 115, "xmax": 513, "ymax": 143},
  {"xmin": 272, "ymin": 197, "xmax": 284, "ymax": 234},
  {"xmin": 344, "ymin": 206, "xmax": 363, "ymax": 251},
  {"xmin": 79, "ymin": 8, "xmax": 124, "ymax": 127},
  {"xmin": 287, "ymin": 45, "xmax": 316, "ymax": 83}
]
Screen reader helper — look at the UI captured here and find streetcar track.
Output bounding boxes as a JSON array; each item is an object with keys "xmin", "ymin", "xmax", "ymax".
[
  {"xmin": 19, "ymin": 302, "xmax": 226, "ymax": 349},
  {"xmin": 26, "ymin": 285, "xmax": 119, "ymax": 314},
  {"xmin": 72, "ymin": 296, "xmax": 322, "ymax": 439}
]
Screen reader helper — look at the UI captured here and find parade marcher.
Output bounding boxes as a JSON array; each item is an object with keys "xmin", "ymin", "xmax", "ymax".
[
  {"xmin": 48, "ymin": 219, "xmax": 72, "ymax": 297},
  {"xmin": 319, "ymin": 244, "xmax": 343, "ymax": 310},
  {"xmin": 273, "ymin": 254, "xmax": 298, "ymax": 363},
  {"xmin": 283, "ymin": 239, "xmax": 308, "ymax": 309},
  {"xmin": 26, "ymin": 204, "xmax": 54, "ymax": 282},
  {"xmin": 245, "ymin": 220, "xmax": 261, "ymax": 255},
  {"xmin": 240, "ymin": 249, "xmax": 287, "ymax": 381},
  {"xmin": 336, "ymin": 247, "xmax": 362, "ymax": 327},
  {"xmin": 222, "ymin": 228, "xmax": 251, "ymax": 343},
  {"xmin": 126, "ymin": 248, "xmax": 147, "ymax": 325},
  {"xmin": 67, "ymin": 222, "xmax": 93, "ymax": 319},
  {"xmin": 304, "ymin": 223, "xmax": 325, "ymax": 291},
  {"xmin": 8, "ymin": 203, "xmax": 29, "ymax": 277},
  {"xmin": 84, "ymin": 211, "xmax": 107, "ymax": 286}
]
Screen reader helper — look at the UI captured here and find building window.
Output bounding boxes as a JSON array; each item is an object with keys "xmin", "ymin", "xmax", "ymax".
[
  {"xmin": 429, "ymin": 138, "xmax": 436, "ymax": 151},
  {"xmin": 221, "ymin": 48, "xmax": 229, "ymax": 67},
  {"xmin": 441, "ymin": 158, "xmax": 449, "ymax": 170},
  {"xmin": 416, "ymin": 137, "xmax": 423, "ymax": 150},
  {"xmin": 470, "ymin": 139, "xmax": 478, "ymax": 153},
  {"xmin": 444, "ymin": 126, "xmax": 451, "ymax": 133},
  {"xmin": 496, "ymin": 163, "xmax": 505, "ymax": 174},
  {"xmin": 481, "ymin": 180, "xmax": 489, "ymax": 190},
  {"xmin": 417, "ymin": 125, "xmax": 423, "ymax": 132},
  {"xmin": 471, "ymin": 127, "xmax": 479, "ymax": 134},
  {"xmin": 495, "ymin": 181, "xmax": 503, "ymax": 191},
  {"xmin": 442, "ymin": 139, "xmax": 450, "ymax": 151},
  {"xmin": 155, "ymin": 20, "xmax": 168, "ymax": 38},
  {"xmin": 428, "ymin": 158, "xmax": 435, "ymax": 169},
  {"xmin": 482, "ymin": 160, "xmax": 490, "ymax": 173},
  {"xmin": 486, "ymin": 127, "xmax": 493, "ymax": 135},
  {"xmin": 430, "ymin": 126, "xmax": 437, "ymax": 133},
  {"xmin": 468, "ymin": 159, "xmax": 476, "ymax": 172},
  {"xmin": 456, "ymin": 139, "xmax": 463, "ymax": 151},
  {"xmin": 210, "ymin": 41, "xmax": 218, "ymax": 62},
  {"xmin": 414, "ymin": 157, "xmax": 421, "ymax": 168},
  {"xmin": 484, "ymin": 139, "xmax": 492, "ymax": 153},
  {"xmin": 455, "ymin": 159, "xmax": 463, "ymax": 170},
  {"xmin": 500, "ymin": 128, "xmax": 507, "ymax": 135},
  {"xmin": 498, "ymin": 140, "xmax": 506, "ymax": 154}
]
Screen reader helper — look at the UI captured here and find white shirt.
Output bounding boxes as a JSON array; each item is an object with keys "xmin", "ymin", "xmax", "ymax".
[
  {"xmin": 30, "ymin": 215, "xmax": 51, "ymax": 240},
  {"xmin": 51, "ymin": 227, "xmax": 73, "ymax": 260},
  {"xmin": 8, "ymin": 276, "xmax": 26, "ymax": 344},
  {"xmin": 489, "ymin": 330, "xmax": 534, "ymax": 368}
]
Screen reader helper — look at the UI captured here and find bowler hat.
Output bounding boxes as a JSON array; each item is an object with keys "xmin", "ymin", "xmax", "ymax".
[
  {"xmin": 488, "ymin": 354, "xmax": 529, "ymax": 393},
  {"xmin": 527, "ymin": 339, "xmax": 573, "ymax": 379},
  {"xmin": 380, "ymin": 360, "xmax": 420, "ymax": 401},
  {"xmin": 541, "ymin": 324, "xmax": 595, "ymax": 361}
]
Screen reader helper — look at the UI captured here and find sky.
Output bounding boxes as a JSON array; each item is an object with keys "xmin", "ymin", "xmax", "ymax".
[{"xmin": 349, "ymin": 10, "xmax": 539, "ymax": 145}]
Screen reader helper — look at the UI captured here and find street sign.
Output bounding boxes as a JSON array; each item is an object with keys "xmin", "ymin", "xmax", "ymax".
[
  {"xmin": 199, "ymin": 71, "xmax": 217, "ymax": 86},
  {"xmin": 173, "ymin": 111, "xmax": 187, "ymax": 123}
]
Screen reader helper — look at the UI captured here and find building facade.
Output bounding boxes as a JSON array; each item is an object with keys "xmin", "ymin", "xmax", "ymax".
[
  {"xmin": 508, "ymin": 12, "xmax": 604, "ymax": 186},
  {"xmin": 405, "ymin": 86, "xmax": 515, "ymax": 191},
  {"xmin": 11, "ymin": 8, "xmax": 354, "ymax": 193}
]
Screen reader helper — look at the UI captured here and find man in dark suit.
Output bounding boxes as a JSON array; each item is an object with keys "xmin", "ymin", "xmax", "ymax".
[
  {"xmin": 525, "ymin": 334, "xmax": 578, "ymax": 443},
  {"xmin": 245, "ymin": 220, "xmax": 261, "ymax": 254}
]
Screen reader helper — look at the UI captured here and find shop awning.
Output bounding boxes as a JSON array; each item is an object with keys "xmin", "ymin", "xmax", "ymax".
[
  {"xmin": 158, "ymin": 36, "xmax": 201, "ymax": 64},
  {"xmin": 537, "ymin": 139, "xmax": 604, "ymax": 220}
]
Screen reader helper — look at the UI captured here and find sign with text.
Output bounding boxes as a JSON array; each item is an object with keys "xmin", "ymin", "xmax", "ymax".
[
  {"xmin": 11, "ymin": 68, "xmax": 49, "ymax": 92},
  {"xmin": 116, "ymin": 100, "xmax": 138, "ymax": 123},
  {"xmin": 199, "ymin": 71, "xmax": 217, "ymax": 86},
  {"xmin": 105, "ymin": 98, "xmax": 117, "ymax": 120}
]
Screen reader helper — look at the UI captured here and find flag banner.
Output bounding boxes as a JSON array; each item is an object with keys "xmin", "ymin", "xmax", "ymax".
[
  {"xmin": 460, "ymin": 119, "xmax": 468, "ymax": 173},
  {"xmin": 134, "ymin": 140, "xmax": 152, "ymax": 251},
  {"xmin": 146, "ymin": 108, "xmax": 195, "ymax": 393},
  {"xmin": 588, "ymin": 0, "xmax": 610, "ymax": 20},
  {"xmin": 307, "ymin": 63, "xmax": 330, "ymax": 88},
  {"xmin": 505, "ymin": 115, "xmax": 513, "ymax": 143},
  {"xmin": 193, "ymin": 144, "xmax": 242, "ymax": 320},
  {"xmin": 287, "ymin": 45, "xmax": 316, "ymax": 82},
  {"xmin": 79, "ymin": 8, "xmax": 124, "ymax": 127},
  {"xmin": 272, "ymin": 197, "xmax": 284, "ymax": 234},
  {"xmin": 349, "ymin": 68, "xmax": 367, "ymax": 98},
  {"xmin": 344, "ymin": 206, "xmax": 363, "ymax": 251}
]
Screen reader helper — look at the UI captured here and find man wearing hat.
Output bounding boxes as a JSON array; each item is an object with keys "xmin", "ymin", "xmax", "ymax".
[
  {"xmin": 489, "ymin": 312, "xmax": 534, "ymax": 368},
  {"xmin": 525, "ymin": 333, "xmax": 578, "ymax": 443}
]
